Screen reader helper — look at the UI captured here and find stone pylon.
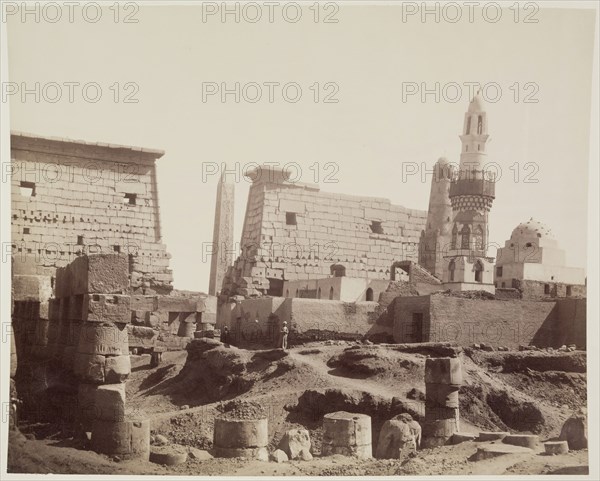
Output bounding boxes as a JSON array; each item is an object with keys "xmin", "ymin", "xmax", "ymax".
[{"xmin": 209, "ymin": 165, "xmax": 235, "ymax": 296}]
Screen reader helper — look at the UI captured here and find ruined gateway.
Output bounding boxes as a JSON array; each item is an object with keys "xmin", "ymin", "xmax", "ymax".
[{"xmin": 7, "ymin": 95, "xmax": 588, "ymax": 476}]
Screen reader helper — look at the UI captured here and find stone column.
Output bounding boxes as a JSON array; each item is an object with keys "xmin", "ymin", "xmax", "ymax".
[{"xmin": 422, "ymin": 357, "xmax": 462, "ymax": 447}]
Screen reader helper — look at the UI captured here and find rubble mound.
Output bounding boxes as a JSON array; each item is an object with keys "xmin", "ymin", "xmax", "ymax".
[
  {"xmin": 327, "ymin": 347, "xmax": 420, "ymax": 377},
  {"xmin": 168, "ymin": 340, "xmax": 255, "ymax": 404},
  {"xmin": 217, "ymin": 400, "xmax": 267, "ymax": 421},
  {"xmin": 494, "ymin": 352, "xmax": 586, "ymax": 373},
  {"xmin": 459, "ymin": 384, "xmax": 545, "ymax": 434},
  {"xmin": 439, "ymin": 290, "xmax": 496, "ymax": 300}
]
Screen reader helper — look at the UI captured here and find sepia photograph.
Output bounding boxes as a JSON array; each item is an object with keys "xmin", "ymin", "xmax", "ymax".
[{"xmin": 1, "ymin": 1, "xmax": 598, "ymax": 479}]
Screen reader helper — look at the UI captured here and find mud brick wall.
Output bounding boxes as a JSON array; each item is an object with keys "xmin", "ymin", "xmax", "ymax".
[
  {"xmin": 220, "ymin": 297, "xmax": 380, "ymax": 346},
  {"xmin": 392, "ymin": 294, "xmax": 586, "ymax": 348},
  {"xmin": 551, "ymin": 298, "xmax": 586, "ymax": 348},
  {"xmin": 228, "ymin": 166, "xmax": 427, "ymax": 296},
  {"xmin": 512, "ymin": 279, "xmax": 586, "ymax": 300},
  {"xmin": 10, "ymin": 132, "xmax": 173, "ymax": 294}
]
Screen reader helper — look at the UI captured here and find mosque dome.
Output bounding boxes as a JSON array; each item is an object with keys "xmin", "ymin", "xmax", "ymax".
[{"xmin": 510, "ymin": 218, "xmax": 555, "ymax": 241}]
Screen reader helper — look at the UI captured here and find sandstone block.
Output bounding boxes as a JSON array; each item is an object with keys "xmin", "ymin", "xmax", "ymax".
[
  {"xmin": 91, "ymin": 413, "xmax": 150, "ymax": 460},
  {"xmin": 157, "ymin": 295, "xmax": 198, "ymax": 312},
  {"xmin": 83, "ymin": 294, "xmax": 131, "ymax": 323},
  {"xmin": 78, "ymin": 322, "xmax": 129, "ymax": 356},
  {"xmin": 12, "ymin": 275, "xmax": 53, "ymax": 302},
  {"xmin": 150, "ymin": 445, "xmax": 188, "ymax": 465},
  {"xmin": 214, "ymin": 446, "xmax": 268, "ymax": 461},
  {"xmin": 421, "ymin": 418, "xmax": 458, "ymax": 448},
  {"xmin": 559, "ymin": 412, "xmax": 587, "ymax": 450},
  {"xmin": 92, "ymin": 383, "xmax": 126, "ymax": 421},
  {"xmin": 278, "ymin": 429, "xmax": 311, "ymax": 460},
  {"xmin": 105, "ymin": 355, "xmax": 131, "ymax": 383},
  {"xmin": 55, "ymin": 266, "xmax": 72, "ymax": 298},
  {"xmin": 544, "ymin": 441, "xmax": 569, "ymax": 455},
  {"xmin": 473, "ymin": 443, "xmax": 533, "ymax": 460},
  {"xmin": 424, "ymin": 357, "xmax": 462, "ymax": 385},
  {"xmin": 214, "ymin": 417, "xmax": 268, "ymax": 450},
  {"xmin": 503, "ymin": 434, "xmax": 539, "ymax": 449},
  {"xmin": 451, "ymin": 432, "xmax": 477, "ymax": 444},
  {"xmin": 130, "ymin": 295, "xmax": 158, "ymax": 312},
  {"xmin": 188, "ymin": 447, "xmax": 213, "ymax": 461},
  {"xmin": 71, "ymin": 254, "xmax": 129, "ymax": 295},
  {"xmin": 270, "ymin": 449, "xmax": 289, "ymax": 463},
  {"xmin": 74, "ymin": 353, "xmax": 106, "ymax": 383},
  {"xmin": 376, "ymin": 418, "xmax": 415, "ymax": 459},
  {"xmin": 425, "ymin": 383, "xmax": 459, "ymax": 408},
  {"xmin": 298, "ymin": 448, "xmax": 313, "ymax": 461},
  {"xmin": 478, "ymin": 431, "xmax": 509, "ymax": 442},
  {"xmin": 127, "ymin": 325, "xmax": 158, "ymax": 349},
  {"xmin": 322, "ymin": 411, "xmax": 372, "ymax": 459}
]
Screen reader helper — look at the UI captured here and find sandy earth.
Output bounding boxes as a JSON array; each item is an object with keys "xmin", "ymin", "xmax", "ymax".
[{"xmin": 7, "ymin": 342, "xmax": 589, "ymax": 476}]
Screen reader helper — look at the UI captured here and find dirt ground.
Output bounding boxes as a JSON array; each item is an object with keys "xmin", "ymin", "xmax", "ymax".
[{"xmin": 7, "ymin": 341, "xmax": 589, "ymax": 476}]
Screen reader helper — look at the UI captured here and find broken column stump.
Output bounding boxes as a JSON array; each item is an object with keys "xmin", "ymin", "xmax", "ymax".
[
  {"xmin": 91, "ymin": 409, "xmax": 150, "ymax": 461},
  {"xmin": 150, "ymin": 347, "xmax": 166, "ymax": 368},
  {"xmin": 213, "ymin": 417, "xmax": 269, "ymax": 461},
  {"xmin": 321, "ymin": 411, "xmax": 373, "ymax": 459},
  {"xmin": 422, "ymin": 357, "xmax": 462, "ymax": 448},
  {"xmin": 545, "ymin": 441, "xmax": 569, "ymax": 455}
]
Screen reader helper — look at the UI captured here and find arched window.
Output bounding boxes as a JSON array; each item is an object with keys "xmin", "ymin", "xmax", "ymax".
[
  {"xmin": 448, "ymin": 259, "xmax": 456, "ymax": 281},
  {"xmin": 329, "ymin": 287, "xmax": 334, "ymax": 300},
  {"xmin": 451, "ymin": 225, "xmax": 458, "ymax": 250},
  {"xmin": 460, "ymin": 225, "xmax": 471, "ymax": 249},
  {"xmin": 474, "ymin": 225, "xmax": 484, "ymax": 251},
  {"xmin": 466, "ymin": 116, "xmax": 471, "ymax": 134},
  {"xmin": 474, "ymin": 261, "xmax": 483, "ymax": 283},
  {"xmin": 366, "ymin": 288, "xmax": 374, "ymax": 301},
  {"xmin": 477, "ymin": 115, "xmax": 483, "ymax": 134}
]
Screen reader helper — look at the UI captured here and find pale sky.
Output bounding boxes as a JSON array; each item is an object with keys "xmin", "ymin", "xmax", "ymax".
[{"xmin": 5, "ymin": 2, "xmax": 597, "ymax": 291}]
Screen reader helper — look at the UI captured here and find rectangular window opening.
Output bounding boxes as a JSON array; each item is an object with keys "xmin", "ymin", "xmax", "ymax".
[
  {"xmin": 124, "ymin": 193, "xmax": 137, "ymax": 205},
  {"xmin": 23, "ymin": 227, "xmax": 30, "ymax": 235},
  {"xmin": 77, "ymin": 235, "xmax": 84, "ymax": 246},
  {"xmin": 113, "ymin": 245, "xmax": 121, "ymax": 253},
  {"xmin": 20, "ymin": 181, "xmax": 36, "ymax": 197},
  {"xmin": 286, "ymin": 212, "xmax": 297, "ymax": 226}
]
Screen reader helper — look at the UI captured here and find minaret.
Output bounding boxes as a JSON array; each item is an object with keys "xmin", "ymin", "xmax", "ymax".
[
  {"xmin": 444, "ymin": 92, "xmax": 496, "ymax": 292},
  {"xmin": 420, "ymin": 157, "xmax": 455, "ymax": 279},
  {"xmin": 209, "ymin": 167, "xmax": 235, "ymax": 296}
]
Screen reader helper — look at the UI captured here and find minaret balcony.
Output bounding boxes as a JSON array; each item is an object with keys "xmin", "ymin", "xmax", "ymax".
[{"xmin": 449, "ymin": 177, "xmax": 495, "ymax": 199}]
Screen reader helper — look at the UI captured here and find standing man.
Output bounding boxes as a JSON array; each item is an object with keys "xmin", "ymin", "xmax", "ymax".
[
  {"xmin": 220, "ymin": 326, "xmax": 230, "ymax": 346},
  {"xmin": 281, "ymin": 321, "xmax": 289, "ymax": 350}
]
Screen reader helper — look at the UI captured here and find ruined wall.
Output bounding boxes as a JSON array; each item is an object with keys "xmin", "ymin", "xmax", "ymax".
[
  {"xmin": 511, "ymin": 279, "xmax": 586, "ymax": 300},
  {"xmin": 226, "ymin": 166, "xmax": 427, "ymax": 296},
  {"xmin": 219, "ymin": 297, "xmax": 380, "ymax": 346},
  {"xmin": 392, "ymin": 294, "xmax": 577, "ymax": 348},
  {"xmin": 553, "ymin": 298, "xmax": 586, "ymax": 348},
  {"xmin": 10, "ymin": 132, "xmax": 172, "ymax": 294}
]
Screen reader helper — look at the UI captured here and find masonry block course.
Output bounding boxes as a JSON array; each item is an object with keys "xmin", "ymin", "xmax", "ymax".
[
  {"xmin": 10, "ymin": 132, "xmax": 173, "ymax": 294},
  {"xmin": 393, "ymin": 293, "xmax": 586, "ymax": 348},
  {"xmin": 70, "ymin": 254, "xmax": 129, "ymax": 295},
  {"xmin": 224, "ymin": 165, "xmax": 427, "ymax": 297}
]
